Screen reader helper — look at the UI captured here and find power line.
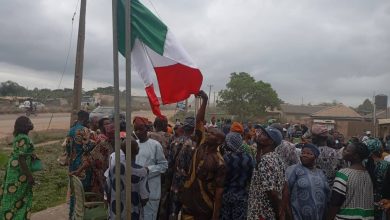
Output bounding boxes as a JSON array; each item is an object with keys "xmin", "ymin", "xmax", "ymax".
[{"xmin": 47, "ymin": 0, "xmax": 80, "ymax": 130}]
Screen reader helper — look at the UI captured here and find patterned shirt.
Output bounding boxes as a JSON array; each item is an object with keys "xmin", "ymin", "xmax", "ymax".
[
  {"xmin": 105, "ymin": 151, "xmax": 149, "ymax": 220},
  {"xmin": 331, "ymin": 168, "xmax": 374, "ymax": 220},
  {"xmin": 66, "ymin": 122, "xmax": 95, "ymax": 188},
  {"xmin": 148, "ymin": 131, "xmax": 172, "ymax": 159},
  {"xmin": 223, "ymin": 152, "xmax": 254, "ymax": 197},
  {"xmin": 316, "ymin": 146, "xmax": 342, "ymax": 186},
  {"xmin": 247, "ymin": 152, "xmax": 286, "ymax": 220},
  {"xmin": 286, "ymin": 164, "xmax": 330, "ymax": 220},
  {"xmin": 275, "ymin": 140, "xmax": 299, "ymax": 168}
]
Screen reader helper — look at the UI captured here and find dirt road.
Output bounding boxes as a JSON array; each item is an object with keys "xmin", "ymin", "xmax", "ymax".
[{"xmin": 0, "ymin": 110, "xmax": 176, "ymax": 138}]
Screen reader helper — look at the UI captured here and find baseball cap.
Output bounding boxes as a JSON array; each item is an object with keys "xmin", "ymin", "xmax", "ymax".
[{"xmin": 254, "ymin": 124, "xmax": 283, "ymax": 146}]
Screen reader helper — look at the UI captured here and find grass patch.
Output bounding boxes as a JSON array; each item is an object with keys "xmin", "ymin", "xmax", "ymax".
[
  {"xmin": 0, "ymin": 142, "xmax": 68, "ymax": 213},
  {"xmin": 30, "ymin": 129, "xmax": 67, "ymax": 144},
  {"xmin": 0, "ymin": 153, "xmax": 7, "ymax": 168}
]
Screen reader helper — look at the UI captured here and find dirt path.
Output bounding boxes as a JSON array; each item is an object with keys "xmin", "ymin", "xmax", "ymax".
[
  {"xmin": 0, "ymin": 113, "xmax": 70, "ymax": 138},
  {"xmin": 31, "ymin": 203, "xmax": 68, "ymax": 220},
  {"xmin": 0, "ymin": 110, "xmax": 176, "ymax": 139}
]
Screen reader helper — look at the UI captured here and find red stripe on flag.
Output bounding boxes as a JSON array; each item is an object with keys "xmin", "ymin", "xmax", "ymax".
[
  {"xmin": 154, "ymin": 63, "xmax": 203, "ymax": 104},
  {"xmin": 145, "ymin": 84, "xmax": 164, "ymax": 118}
]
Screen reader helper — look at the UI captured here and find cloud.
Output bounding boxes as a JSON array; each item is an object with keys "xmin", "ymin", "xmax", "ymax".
[{"xmin": 0, "ymin": 0, "xmax": 389, "ymax": 106}]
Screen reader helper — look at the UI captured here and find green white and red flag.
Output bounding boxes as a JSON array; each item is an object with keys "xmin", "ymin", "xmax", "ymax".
[{"xmin": 117, "ymin": 0, "xmax": 203, "ymax": 118}]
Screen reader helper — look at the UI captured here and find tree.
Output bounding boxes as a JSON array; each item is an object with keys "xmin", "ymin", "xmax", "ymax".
[
  {"xmin": 218, "ymin": 72, "xmax": 281, "ymax": 121},
  {"xmin": 0, "ymin": 81, "xmax": 28, "ymax": 96},
  {"xmin": 357, "ymin": 98, "xmax": 373, "ymax": 115}
]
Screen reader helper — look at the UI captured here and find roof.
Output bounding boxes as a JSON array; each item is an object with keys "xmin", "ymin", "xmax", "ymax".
[
  {"xmin": 378, "ymin": 118, "xmax": 390, "ymax": 125},
  {"xmin": 280, "ymin": 104, "xmax": 328, "ymax": 115},
  {"xmin": 364, "ymin": 107, "xmax": 390, "ymax": 119},
  {"xmin": 311, "ymin": 104, "xmax": 362, "ymax": 119}
]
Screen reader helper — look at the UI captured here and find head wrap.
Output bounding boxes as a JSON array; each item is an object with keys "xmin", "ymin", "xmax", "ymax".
[
  {"xmin": 183, "ymin": 116, "xmax": 195, "ymax": 129},
  {"xmin": 133, "ymin": 116, "xmax": 150, "ymax": 126},
  {"xmin": 225, "ymin": 132, "xmax": 243, "ymax": 153},
  {"xmin": 230, "ymin": 122, "xmax": 244, "ymax": 134},
  {"xmin": 311, "ymin": 124, "xmax": 328, "ymax": 137},
  {"xmin": 364, "ymin": 138, "xmax": 382, "ymax": 156},
  {"xmin": 301, "ymin": 143, "xmax": 320, "ymax": 157}
]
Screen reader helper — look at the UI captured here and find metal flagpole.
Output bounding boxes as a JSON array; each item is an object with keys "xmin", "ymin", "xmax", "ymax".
[
  {"xmin": 111, "ymin": 0, "xmax": 121, "ymax": 219},
  {"xmin": 124, "ymin": 0, "xmax": 132, "ymax": 218}
]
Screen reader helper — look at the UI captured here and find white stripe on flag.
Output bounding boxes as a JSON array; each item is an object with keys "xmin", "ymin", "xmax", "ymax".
[{"xmin": 131, "ymin": 39, "xmax": 154, "ymax": 87}]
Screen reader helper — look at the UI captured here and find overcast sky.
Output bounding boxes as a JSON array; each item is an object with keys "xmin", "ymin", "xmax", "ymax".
[{"xmin": 0, "ymin": 0, "xmax": 389, "ymax": 106}]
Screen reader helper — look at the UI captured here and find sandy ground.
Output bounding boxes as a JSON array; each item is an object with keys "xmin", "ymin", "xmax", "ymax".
[{"xmin": 0, "ymin": 110, "xmax": 176, "ymax": 139}]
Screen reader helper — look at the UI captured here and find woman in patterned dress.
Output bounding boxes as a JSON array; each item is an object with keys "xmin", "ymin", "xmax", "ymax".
[
  {"xmin": 286, "ymin": 143, "xmax": 330, "ymax": 220},
  {"xmin": 0, "ymin": 116, "xmax": 35, "ymax": 220}
]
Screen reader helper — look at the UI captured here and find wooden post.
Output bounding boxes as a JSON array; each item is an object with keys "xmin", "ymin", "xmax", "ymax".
[{"xmin": 70, "ymin": 0, "xmax": 87, "ymax": 124}]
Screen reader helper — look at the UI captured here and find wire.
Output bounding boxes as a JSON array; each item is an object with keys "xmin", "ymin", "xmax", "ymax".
[
  {"xmin": 47, "ymin": 0, "xmax": 80, "ymax": 130},
  {"xmin": 145, "ymin": 0, "xmax": 162, "ymax": 20}
]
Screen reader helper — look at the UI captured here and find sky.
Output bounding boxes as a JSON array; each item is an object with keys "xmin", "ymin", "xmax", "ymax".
[{"xmin": 0, "ymin": 0, "xmax": 389, "ymax": 107}]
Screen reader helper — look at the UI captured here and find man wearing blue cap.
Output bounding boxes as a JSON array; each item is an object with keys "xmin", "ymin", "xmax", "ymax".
[{"xmin": 247, "ymin": 125, "xmax": 286, "ymax": 220}]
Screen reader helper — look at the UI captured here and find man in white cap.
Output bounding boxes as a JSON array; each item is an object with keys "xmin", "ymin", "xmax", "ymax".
[{"xmin": 362, "ymin": 130, "xmax": 371, "ymax": 142}]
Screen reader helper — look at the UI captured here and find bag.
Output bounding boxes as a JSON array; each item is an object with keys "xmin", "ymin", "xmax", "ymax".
[
  {"xmin": 179, "ymin": 150, "xmax": 213, "ymax": 218},
  {"xmin": 31, "ymin": 156, "xmax": 43, "ymax": 172}
]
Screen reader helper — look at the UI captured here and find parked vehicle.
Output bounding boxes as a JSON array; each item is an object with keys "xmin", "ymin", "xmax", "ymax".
[{"xmin": 89, "ymin": 106, "xmax": 126, "ymax": 122}]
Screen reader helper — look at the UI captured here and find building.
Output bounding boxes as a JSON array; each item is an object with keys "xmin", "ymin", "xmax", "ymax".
[
  {"xmin": 278, "ymin": 104, "xmax": 328, "ymax": 123},
  {"xmin": 311, "ymin": 104, "xmax": 372, "ymax": 139}
]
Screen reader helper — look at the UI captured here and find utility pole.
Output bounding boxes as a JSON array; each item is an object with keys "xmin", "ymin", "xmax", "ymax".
[
  {"xmin": 213, "ymin": 91, "xmax": 216, "ymax": 107},
  {"xmin": 207, "ymin": 84, "xmax": 213, "ymax": 107},
  {"xmin": 70, "ymin": 0, "xmax": 87, "ymax": 124}
]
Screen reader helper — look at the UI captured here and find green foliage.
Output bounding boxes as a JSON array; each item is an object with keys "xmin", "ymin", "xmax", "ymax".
[
  {"xmin": 218, "ymin": 72, "xmax": 281, "ymax": 121},
  {"xmin": 0, "ymin": 81, "xmax": 28, "ymax": 96},
  {"xmin": 357, "ymin": 99, "xmax": 373, "ymax": 115}
]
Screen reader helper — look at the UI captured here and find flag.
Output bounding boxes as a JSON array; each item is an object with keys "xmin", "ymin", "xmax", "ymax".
[{"xmin": 117, "ymin": 0, "xmax": 203, "ymax": 117}]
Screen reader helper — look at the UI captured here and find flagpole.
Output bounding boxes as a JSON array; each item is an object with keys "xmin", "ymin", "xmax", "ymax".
[
  {"xmin": 111, "ymin": 0, "xmax": 121, "ymax": 219},
  {"xmin": 124, "ymin": 0, "xmax": 133, "ymax": 219}
]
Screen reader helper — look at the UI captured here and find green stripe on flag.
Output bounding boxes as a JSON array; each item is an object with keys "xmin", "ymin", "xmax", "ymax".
[
  {"xmin": 335, "ymin": 171, "xmax": 348, "ymax": 181},
  {"xmin": 117, "ymin": 0, "xmax": 168, "ymax": 56},
  {"xmin": 339, "ymin": 208, "xmax": 375, "ymax": 217}
]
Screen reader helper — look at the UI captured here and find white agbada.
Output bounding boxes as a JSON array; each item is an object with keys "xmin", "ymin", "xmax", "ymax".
[{"xmin": 136, "ymin": 138, "xmax": 168, "ymax": 220}]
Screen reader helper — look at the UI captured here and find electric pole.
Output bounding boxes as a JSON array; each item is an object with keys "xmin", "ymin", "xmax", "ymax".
[
  {"xmin": 213, "ymin": 91, "xmax": 216, "ymax": 107},
  {"xmin": 70, "ymin": 0, "xmax": 87, "ymax": 124},
  {"xmin": 207, "ymin": 84, "xmax": 213, "ymax": 107}
]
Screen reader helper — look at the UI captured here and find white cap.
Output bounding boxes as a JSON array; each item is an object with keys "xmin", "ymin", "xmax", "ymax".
[{"xmin": 366, "ymin": 131, "xmax": 371, "ymax": 135}]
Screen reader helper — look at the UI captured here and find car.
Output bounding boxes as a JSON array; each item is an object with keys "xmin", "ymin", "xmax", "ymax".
[
  {"xmin": 89, "ymin": 106, "xmax": 126, "ymax": 122},
  {"xmin": 18, "ymin": 101, "xmax": 45, "ymax": 110}
]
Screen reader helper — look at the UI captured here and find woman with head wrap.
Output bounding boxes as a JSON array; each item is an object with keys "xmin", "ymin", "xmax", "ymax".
[
  {"xmin": 364, "ymin": 138, "xmax": 390, "ymax": 220},
  {"xmin": 220, "ymin": 131, "xmax": 255, "ymax": 220},
  {"xmin": 286, "ymin": 143, "xmax": 330, "ymax": 220}
]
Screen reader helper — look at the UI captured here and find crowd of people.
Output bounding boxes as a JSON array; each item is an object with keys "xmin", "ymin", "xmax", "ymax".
[{"xmin": 2, "ymin": 90, "xmax": 390, "ymax": 220}]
